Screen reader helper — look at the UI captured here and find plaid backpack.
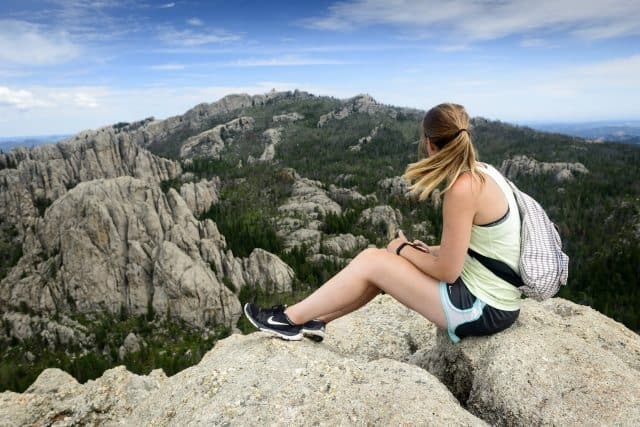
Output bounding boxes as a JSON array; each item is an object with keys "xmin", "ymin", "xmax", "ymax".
[{"xmin": 468, "ymin": 173, "xmax": 570, "ymax": 301}]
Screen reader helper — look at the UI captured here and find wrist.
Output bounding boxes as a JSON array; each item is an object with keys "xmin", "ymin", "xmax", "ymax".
[{"xmin": 395, "ymin": 242, "xmax": 411, "ymax": 256}]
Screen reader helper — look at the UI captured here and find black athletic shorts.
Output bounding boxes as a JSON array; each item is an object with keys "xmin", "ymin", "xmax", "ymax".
[{"xmin": 439, "ymin": 277, "xmax": 520, "ymax": 343}]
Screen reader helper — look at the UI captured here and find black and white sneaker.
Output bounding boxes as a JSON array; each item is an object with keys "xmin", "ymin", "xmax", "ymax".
[
  {"xmin": 302, "ymin": 319, "xmax": 326, "ymax": 342},
  {"xmin": 243, "ymin": 303, "xmax": 303, "ymax": 341}
]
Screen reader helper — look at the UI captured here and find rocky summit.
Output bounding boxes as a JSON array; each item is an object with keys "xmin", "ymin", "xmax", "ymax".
[{"xmin": 1, "ymin": 295, "xmax": 639, "ymax": 426}]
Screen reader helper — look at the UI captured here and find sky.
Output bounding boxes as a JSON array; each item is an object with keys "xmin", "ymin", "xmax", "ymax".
[{"xmin": 0, "ymin": 0, "xmax": 639, "ymax": 137}]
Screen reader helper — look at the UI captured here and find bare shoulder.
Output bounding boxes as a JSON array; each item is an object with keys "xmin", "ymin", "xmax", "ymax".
[{"xmin": 447, "ymin": 172, "xmax": 475, "ymax": 199}]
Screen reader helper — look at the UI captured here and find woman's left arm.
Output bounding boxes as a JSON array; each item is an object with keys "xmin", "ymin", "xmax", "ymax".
[{"xmin": 389, "ymin": 174, "xmax": 476, "ymax": 283}]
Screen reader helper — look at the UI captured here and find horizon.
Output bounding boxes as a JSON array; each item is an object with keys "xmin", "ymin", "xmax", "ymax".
[
  {"xmin": 1, "ymin": 0, "xmax": 639, "ymax": 136},
  {"xmin": 1, "ymin": 91, "xmax": 640, "ymax": 140}
]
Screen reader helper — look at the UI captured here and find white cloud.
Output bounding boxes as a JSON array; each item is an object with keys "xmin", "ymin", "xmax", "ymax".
[
  {"xmin": 187, "ymin": 18, "xmax": 203, "ymax": 26},
  {"xmin": 0, "ymin": 87, "xmax": 51, "ymax": 110},
  {"xmin": 150, "ymin": 63, "xmax": 186, "ymax": 71},
  {"xmin": 159, "ymin": 2, "xmax": 175, "ymax": 8},
  {"xmin": 158, "ymin": 26, "xmax": 241, "ymax": 46},
  {"xmin": 304, "ymin": 0, "xmax": 640, "ymax": 41},
  {"xmin": 226, "ymin": 55, "xmax": 350, "ymax": 67},
  {"xmin": 0, "ymin": 20, "xmax": 80, "ymax": 65}
]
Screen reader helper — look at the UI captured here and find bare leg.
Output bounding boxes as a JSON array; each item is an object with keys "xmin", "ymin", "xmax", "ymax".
[
  {"xmin": 285, "ymin": 248, "xmax": 447, "ymax": 329},
  {"xmin": 316, "ymin": 285, "xmax": 381, "ymax": 324}
]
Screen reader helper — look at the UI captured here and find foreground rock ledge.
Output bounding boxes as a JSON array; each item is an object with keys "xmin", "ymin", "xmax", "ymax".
[
  {"xmin": 410, "ymin": 298, "xmax": 640, "ymax": 426},
  {"xmin": 0, "ymin": 333, "xmax": 483, "ymax": 426},
  {"xmin": 1, "ymin": 296, "xmax": 639, "ymax": 426}
]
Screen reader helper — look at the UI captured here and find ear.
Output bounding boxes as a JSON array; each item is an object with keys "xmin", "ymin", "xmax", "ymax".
[{"xmin": 428, "ymin": 139, "xmax": 438, "ymax": 153}]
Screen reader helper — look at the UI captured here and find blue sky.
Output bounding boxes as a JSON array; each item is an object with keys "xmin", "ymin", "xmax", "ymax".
[{"xmin": 0, "ymin": 0, "xmax": 639, "ymax": 136}]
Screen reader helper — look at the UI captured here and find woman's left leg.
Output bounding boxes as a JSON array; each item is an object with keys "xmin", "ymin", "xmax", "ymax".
[{"xmin": 285, "ymin": 247, "xmax": 447, "ymax": 329}]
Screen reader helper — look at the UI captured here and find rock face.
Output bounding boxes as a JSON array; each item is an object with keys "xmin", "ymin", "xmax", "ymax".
[
  {"xmin": 179, "ymin": 177, "xmax": 220, "ymax": 216},
  {"xmin": 1, "ymin": 176, "xmax": 240, "ymax": 328},
  {"xmin": 500, "ymin": 155, "xmax": 589, "ymax": 182},
  {"xmin": 0, "ymin": 176, "xmax": 291, "ymax": 333},
  {"xmin": 0, "ymin": 333, "xmax": 483, "ymax": 426},
  {"xmin": 180, "ymin": 116, "xmax": 255, "ymax": 159},
  {"xmin": 0, "ymin": 130, "xmax": 181, "ymax": 231},
  {"xmin": 410, "ymin": 298, "xmax": 640, "ymax": 426}
]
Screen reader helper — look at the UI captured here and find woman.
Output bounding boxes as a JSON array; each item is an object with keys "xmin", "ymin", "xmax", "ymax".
[{"xmin": 244, "ymin": 103, "xmax": 522, "ymax": 343}]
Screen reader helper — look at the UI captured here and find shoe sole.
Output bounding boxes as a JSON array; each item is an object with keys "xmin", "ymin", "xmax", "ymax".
[
  {"xmin": 302, "ymin": 330, "xmax": 325, "ymax": 342},
  {"xmin": 243, "ymin": 303, "xmax": 303, "ymax": 341}
]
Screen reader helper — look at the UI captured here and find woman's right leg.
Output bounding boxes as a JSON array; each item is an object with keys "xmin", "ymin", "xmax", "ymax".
[
  {"xmin": 315, "ymin": 285, "xmax": 381, "ymax": 324},
  {"xmin": 285, "ymin": 248, "xmax": 447, "ymax": 329}
]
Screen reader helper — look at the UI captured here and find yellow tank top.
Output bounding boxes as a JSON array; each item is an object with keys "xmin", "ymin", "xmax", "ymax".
[{"xmin": 460, "ymin": 163, "xmax": 522, "ymax": 311}]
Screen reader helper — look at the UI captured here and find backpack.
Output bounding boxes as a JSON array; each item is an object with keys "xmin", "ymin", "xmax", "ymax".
[{"xmin": 468, "ymin": 174, "xmax": 569, "ymax": 301}]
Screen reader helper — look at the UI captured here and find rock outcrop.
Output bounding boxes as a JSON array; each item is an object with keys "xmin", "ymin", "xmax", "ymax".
[
  {"xmin": 180, "ymin": 116, "xmax": 255, "ymax": 159},
  {"xmin": 257, "ymin": 127, "xmax": 283, "ymax": 162},
  {"xmin": 317, "ymin": 94, "xmax": 395, "ymax": 127},
  {"xmin": 179, "ymin": 177, "xmax": 220, "ymax": 216},
  {"xmin": 0, "ymin": 130, "xmax": 181, "ymax": 231},
  {"xmin": 349, "ymin": 124, "xmax": 382, "ymax": 152},
  {"xmin": 500, "ymin": 155, "xmax": 589, "ymax": 182},
  {"xmin": 357, "ymin": 205, "xmax": 404, "ymax": 240},
  {"xmin": 0, "ymin": 334, "xmax": 483, "ymax": 426},
  {"xmin": 275, "ymin": 172, "xmax": 342, "ymax": 253},
  {"xmin": 410, "ymin": 298, "xmax": 640, "ymax": 426},
  {"xmin": 321, "ymin": 233, "xmax": 369, "ymax": 257},
  {"xmin": 378, "ymin": 175, "xmax": 414, "ymax": 198},
  {"xmin": 272, "ymin": 112, "xmax": 304, "ymax": 123},
  {"xmin": 3, "ymin": 296, "xmax": 638, "ymax": 426},
  {"xmin": 0, "ymin": 176, "xmax": 292, "ymax": 336}
]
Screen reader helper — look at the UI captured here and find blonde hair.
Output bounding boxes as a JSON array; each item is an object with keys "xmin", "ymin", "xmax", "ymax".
[{"xmin": 403, "ymin": 103, "xmax": 484, "ymax": 201}]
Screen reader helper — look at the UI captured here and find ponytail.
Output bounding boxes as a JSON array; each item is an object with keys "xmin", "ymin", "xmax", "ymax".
[{"xmin": 403, "ymin": 104, "xmax": 484, "ymax": 202}]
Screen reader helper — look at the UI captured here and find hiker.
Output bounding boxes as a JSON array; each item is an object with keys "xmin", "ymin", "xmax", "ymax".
[{"xmin": 244, "ymin": 103, "xmax": 522, "ymax": 343}]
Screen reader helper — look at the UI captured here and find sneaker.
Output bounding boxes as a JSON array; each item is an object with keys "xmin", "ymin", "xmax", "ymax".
[
  {"xmin": 243, "ymin": 303, "xmax": 303, "ymax": 341},
  {"xmin": 302, "ymin": 319, "xmax": 326, "ymax": 342}
]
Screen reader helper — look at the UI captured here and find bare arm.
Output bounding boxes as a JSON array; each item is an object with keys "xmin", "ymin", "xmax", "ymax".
[{"xmin": 392, "ymin": 175, "xmax": 476, "ymax": 283}]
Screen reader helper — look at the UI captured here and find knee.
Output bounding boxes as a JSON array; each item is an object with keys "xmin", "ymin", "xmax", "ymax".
[
  {"xmin": 353, "ymin": 247, "xmax": 389, "ymax": 272},
  {"xmin": 357, "ymin": 247, "xmax": 386, "ymax": 261}
]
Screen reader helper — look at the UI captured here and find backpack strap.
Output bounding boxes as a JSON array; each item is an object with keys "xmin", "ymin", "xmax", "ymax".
[{"xmin": 467, "ymin": 248, "xmax": 525, "ymax": 288}]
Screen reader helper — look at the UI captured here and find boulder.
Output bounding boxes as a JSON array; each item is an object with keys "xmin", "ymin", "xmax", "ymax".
[
  {"xmin": 378, "ymin": 175, "xmax": 414, "ymax": 198},
  {"xmin": 241, "ymin": 248, "xmax": 294, "ymax": 293},
  {"xmin": 0, "ymin": 334, "xmax": 484, "ymax": 426},
  {"xmin": 410, "ymin": 298, "xmax": 640, "ymax": 426},
  {"xmin": 321, "ymin": 233, "xmax": 369, "ymax": 256},
  {"xmin": 325, "ymin": 295, "xmax": 438, "ymax": 363},
  {"xmin": 357, "ymin": 205, "xmax": 404, "ymax": 240}
]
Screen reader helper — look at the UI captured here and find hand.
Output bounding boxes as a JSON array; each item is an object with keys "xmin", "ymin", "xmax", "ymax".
[
  {"xmin": 411, "ymin": 239, "xmax": 430, "ymax": 253},
  {"xmin": 386, "ymin": 230, "xmax": 409, "ymax": 254}
]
